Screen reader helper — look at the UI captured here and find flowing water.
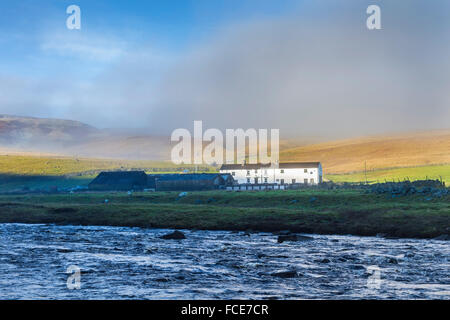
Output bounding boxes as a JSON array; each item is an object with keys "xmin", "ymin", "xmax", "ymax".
[{"xmin": 0, "ymin": 223, "xmax": 448, "ymax": 299}]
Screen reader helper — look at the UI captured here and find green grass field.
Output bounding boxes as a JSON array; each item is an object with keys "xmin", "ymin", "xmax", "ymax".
[
  {"xmin": 0, "ymin": 155, "xmax": 213, "ymax": 176},
  {"xmin": 327, "ymin": 164, "xmax": 450, "ymax": 185},
  {"xmin": 0, "ymin": 155, "xmax": 215, "ymax": 192},
  {"xmin": 0, "ymin": 175, "xmax": 94, "ymax": 192},
  {"xmin": 0, "ymin": 189, "xmax": 448, "ymax": 239}
]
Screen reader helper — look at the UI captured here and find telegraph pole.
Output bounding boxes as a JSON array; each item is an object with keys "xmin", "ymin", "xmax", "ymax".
[{"xmin": 364, "ymin": 161, "xmax": 368, "ymax": 185}]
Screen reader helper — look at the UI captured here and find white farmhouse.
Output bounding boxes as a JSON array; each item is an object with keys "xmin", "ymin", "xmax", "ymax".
[{"xmin": 219, "ymin": 162, "xmax": 323, "ymax": 185}]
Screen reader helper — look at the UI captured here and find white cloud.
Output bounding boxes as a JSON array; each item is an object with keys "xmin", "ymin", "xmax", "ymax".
[{"xmin": 40, "ymin": 33, "xmax": 126, "ymax": 62}]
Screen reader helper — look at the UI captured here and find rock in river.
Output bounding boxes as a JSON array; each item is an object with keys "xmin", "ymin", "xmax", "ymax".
[
  {"xmin": 271, "ymin": 270, "xmax": 298, "ymax": 278},
  {"xmin": 433, "ymin": 234, "xmax": 450, "ymax": 241},
  {"xmin": 387, "ymin": 257, "xmax": 399, "ymax": 264},
  {"xmin": 319, "ymin": 258, "xmax": 331, "ymax": 264},
  {"xmin": 160, "ymin": 231, "xmax": 186, "ymax": 240},
  {"xmin": 277, "ymin": 234, "xmax": 314, "ymax": 243}
]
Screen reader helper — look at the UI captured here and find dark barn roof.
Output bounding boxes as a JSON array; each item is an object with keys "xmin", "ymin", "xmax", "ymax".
[
  {"xmin": 154, "ymin": 173, "xmax": 227, "ymax": 191},
  {"xmin": 89, "ymin": 171, "xmax": 148, "ymax": 191},
  {"xmin": 90, "ymin": 172, "xmax": 235, "ymax": 192},
  {"xmin": 155, "ymin": 173, "xmax": 223, "ymax": 182},
  {"xmin": 220, "ymin": 162, "xmax": 321, "ymax": 170}
]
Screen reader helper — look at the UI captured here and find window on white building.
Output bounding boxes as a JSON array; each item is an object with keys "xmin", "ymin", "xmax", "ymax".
[
  {"xmin": 264, "ymin": 177, "xmax": 268, "ymax": 183},
  {"xmin": 304, "ymin": 169, "xmax": 308, "ymax": 173},
  {"xmin": 232, "ymin": 172, "xmax": 235, "ymax": 176},
  {"xmin": 247, "ymin": 170, "xmax": 250, "ymax": 176},
  {"xmin": 292, "ymin": 179, "xmax": 296, "ymax": 184},
  {"xmin": 247, "ymin": 178, "xmax": 251, "ymax": 183},
  {"xmin": 280, "ymin": 170, "xmax": 284, "ymax": 173}
]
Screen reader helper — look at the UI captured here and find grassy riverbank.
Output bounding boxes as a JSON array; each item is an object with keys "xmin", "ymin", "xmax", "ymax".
[{"xmin": 0, "ymin": 189, "xmax": 448, "ymax": 239}]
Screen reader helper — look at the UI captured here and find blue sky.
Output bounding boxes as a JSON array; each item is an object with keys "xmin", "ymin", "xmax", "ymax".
[
  {"xmin": 0, "ymin": 1, "xmax": 449, "ymax": 136},
  {"xmin": 0, "ymin": 0, "xmax": 299, "ymax": 79}
]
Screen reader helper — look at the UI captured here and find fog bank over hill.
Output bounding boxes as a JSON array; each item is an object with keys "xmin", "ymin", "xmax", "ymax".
[
  {"xmin": 148, "ymin": 0, "xmax": 450, "ymax": 137},
  {"xmin": 0, "ymin": 114, "xmax": 316, "ymax": 160},
  {"xmin": 0, "ymin": 1, "xmax": 449, "ymax": 138}
]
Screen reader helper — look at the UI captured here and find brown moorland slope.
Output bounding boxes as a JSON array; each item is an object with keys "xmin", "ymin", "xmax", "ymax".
[{"xmin": 280, "ymin": 130, "xmax": 450, "ymax": 174}]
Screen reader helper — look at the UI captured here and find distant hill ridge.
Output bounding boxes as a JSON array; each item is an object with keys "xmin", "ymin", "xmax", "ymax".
[
  {"xmin": 0, "ymin": 114, "xmax": 97, "ymax": 145},
  {"xmin": 0, "ymin": 114, "xmax": 170, "ymax": 160},
  {"xmin": 0, "ymin": 114, "xmax": 96, "ymax": 131},
  {"xmin": 0, "ymin": 115, "xmax": 448, "ymax": 173}
]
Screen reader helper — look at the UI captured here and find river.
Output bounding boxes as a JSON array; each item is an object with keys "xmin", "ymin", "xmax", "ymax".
[{"xmin": 0, "ymin": 223, "xmax": 448, "ymax": 299}]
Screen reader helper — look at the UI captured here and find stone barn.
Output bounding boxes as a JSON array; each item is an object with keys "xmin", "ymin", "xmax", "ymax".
[
  {"xmin": 155, "ymin": 173, "xmax": 230, "ymax": 191},
  {"xmin": 89, "ymin": 171, "xmax": 148, "ymax": 191},
  {"xmin": 147, "ymin": 174, "xmax": 178, "ymax": 190}
]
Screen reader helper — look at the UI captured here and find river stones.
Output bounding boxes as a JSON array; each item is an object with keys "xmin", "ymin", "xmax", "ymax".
[
  {"xmin": 271, "ymin": 270, "xmax": 298, "ymax": 278},
  {"xmin": 277, "ymin": 234, "xmax": 314, "ymax": 243},
  {"xmin": 387, "ymin": 257, "xmax": 399, "ymax": 264},
  {"xmin": 317, "ymin": 258, "xmax": 331, "ymax": 264},
  {"xmin": 243, "ymin": 229, "xmax": 255, "ymax": 237},
  {"xmin": 160, "ymin": 230, "xmax": 186, "ymax": 240},
  {"xmin": 433, "ymin": 234, "xmax": 450, "ymax": 241},
  {"xmin": 273, "ymin": 230, "xmax": 292, "ymax": 236}
]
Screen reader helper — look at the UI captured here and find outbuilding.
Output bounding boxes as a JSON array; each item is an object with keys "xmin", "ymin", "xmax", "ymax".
[
  {"xmin": 88, "ymin": 171, "xmax": 148, "ymax": 191},
  {"xmin": 155, "ymin": 173, "xmax": 231, "ymax": 191}
]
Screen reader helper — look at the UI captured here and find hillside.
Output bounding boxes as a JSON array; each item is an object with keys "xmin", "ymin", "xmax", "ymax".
[
  {"xmin": 0, "ymin": 115, "xmax": 171, "ymax": 160},
  {"xmin": 280, "ymin": 130, "xmax": 450, "ymax": 174},
  {"xmin": 0, "ymin": 114, "xmax": 97, "ymax": 146}
]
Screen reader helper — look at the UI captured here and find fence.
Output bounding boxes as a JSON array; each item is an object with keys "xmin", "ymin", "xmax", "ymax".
[{"xmin": 226, "ymin": 184, "xmax": 287, "ymax": 191}]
